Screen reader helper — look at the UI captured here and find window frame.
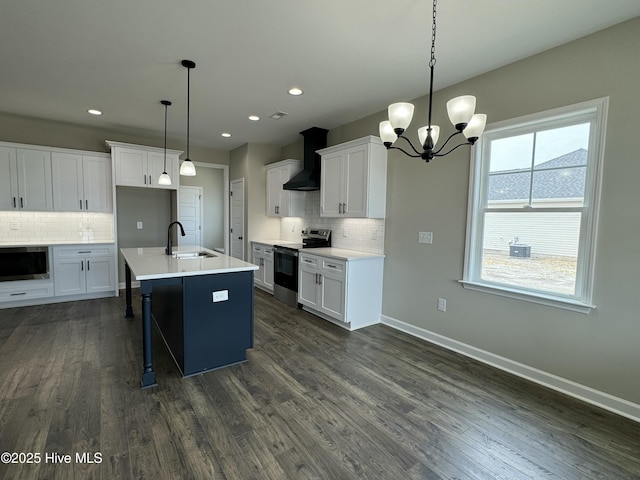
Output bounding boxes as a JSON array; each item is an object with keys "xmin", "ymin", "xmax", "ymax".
[{"xmin": 461, "ymin": 98, "xmax": 609, "ymax": 313}]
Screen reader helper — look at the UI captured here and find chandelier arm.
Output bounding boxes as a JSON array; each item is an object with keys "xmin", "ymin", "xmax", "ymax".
[
  {"xmin": 431, "ymin": 130, "xmax": 465, "ymax": 155},
  {"xmin": 388, "ymin": 145, "xmax": 422, "ymax": 158},
  {"xmin": 432, "ymin": 140, "xmax": 473, "ymax": 158},
  {"xmin": 396, "ymin": 134, "xmax": 424, "ymax": 156}
]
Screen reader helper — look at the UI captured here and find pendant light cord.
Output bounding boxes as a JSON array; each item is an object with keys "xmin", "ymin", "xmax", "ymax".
[
  {"xmin": 164, "ymin": 102, "xmax": 168, "ymax": 171},
  {"xmin": 186, "ymin": 66, "xmax": 191, "ymax": 160}
]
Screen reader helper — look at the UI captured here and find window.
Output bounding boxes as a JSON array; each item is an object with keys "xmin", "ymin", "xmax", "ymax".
[{"xmin": 462, "ymin": 98, "xmax": 608, "ymax": 313}]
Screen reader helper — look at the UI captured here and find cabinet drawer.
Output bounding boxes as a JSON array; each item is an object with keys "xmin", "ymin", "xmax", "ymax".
[
  {"xmin": 0, "ymin": 282, "xmax": 53, "ymax": 302},
  {"xmin": 53, "ymin": 245, "xmax": 114, "ymax": 258},
  {"xmin": 262, "ymin": 247, "xmax": 274, "ymax": 257},
  {"xmin": 299, "ymin": 254, "xmax": 319, "ymax": 268},
  {"xmin": 321, "ymin": 258, "xmax": 345, "ymax": 273},
  {"xmin": 252, "ymin": 245, "xmax": 264, "ymax": 254}
]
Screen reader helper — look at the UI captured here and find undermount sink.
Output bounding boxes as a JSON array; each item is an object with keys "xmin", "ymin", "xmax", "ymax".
[{"xmin": 173, "ymin": 251, "xmax": 216, "ymax": 259}]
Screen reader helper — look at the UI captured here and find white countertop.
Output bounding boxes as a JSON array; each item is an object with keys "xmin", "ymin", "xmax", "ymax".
[
  {"xmin": 121, "ymin": 246, "xmax": 258, "ymax": 281},
  {"xmin": 299, "ymin": 247, "xmax": 385, "ymax": 261},
  {"xmin": 1, "ymin": 240, "xmax": 115, "ymax": 247},
  {"xmin": 251, "ymin": 239, "xmax": 300, "ymax": 246}
]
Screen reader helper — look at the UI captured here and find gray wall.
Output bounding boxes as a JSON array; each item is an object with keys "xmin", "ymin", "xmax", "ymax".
[
  {"xmin": 180, "ymin": 166, "xmax": 225, "ymax": 250},
  {"xmin": 321, "ymin": 17, "xmax": 640, "ymax": 406},
  {"xmin": 116, "ymin": 187, "xmax": 173, "ymax": 281}
]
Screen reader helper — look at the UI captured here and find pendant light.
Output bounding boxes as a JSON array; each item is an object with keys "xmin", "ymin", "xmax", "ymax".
[
  {"xmin": 379, "ymin": 0, "xmax": 487, "ymax": 162},
  {"xmin": 180, "ymin": 59, "xmax": 197, "ymax": 176},
  {"xmin": 158, "ymin": 100, "xmax": 172, "ymax": 186}
]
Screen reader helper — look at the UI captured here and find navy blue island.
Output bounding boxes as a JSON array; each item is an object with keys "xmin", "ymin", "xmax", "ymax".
[{"xmin": 121, "ymin": 246, "xmax": 258, "ymax": 388}]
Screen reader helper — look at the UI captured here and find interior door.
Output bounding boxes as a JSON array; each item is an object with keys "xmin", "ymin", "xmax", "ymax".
[
  {"xmin": 178, "ymin": 186, "xmax": 202, "ymax": 247},
  {"xmin": 230, "ymin": 178, "xmax": 245, "ymax": 260}
]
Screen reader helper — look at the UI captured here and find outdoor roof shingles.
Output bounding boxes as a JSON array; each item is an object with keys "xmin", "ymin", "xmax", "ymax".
[{"xmin": 488, "ymin": 149, "xmax": 587, "ymax": 201}]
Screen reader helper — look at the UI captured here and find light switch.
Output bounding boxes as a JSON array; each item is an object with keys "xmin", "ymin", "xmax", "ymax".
[
  {"xmin": 418, "ymin": 231, "xmax": 433, "ymax": 244},
  {"xmin": 137, "ymin": 221, "xmax": 143, "ymax": 229}
]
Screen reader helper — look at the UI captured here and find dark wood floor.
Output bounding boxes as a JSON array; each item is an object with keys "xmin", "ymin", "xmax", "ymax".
[{"xmin": 1, "ymin": 289, "xmax": 639, "ymax": 480}]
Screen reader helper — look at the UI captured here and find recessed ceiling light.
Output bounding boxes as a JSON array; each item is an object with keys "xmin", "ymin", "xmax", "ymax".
[
  {"xmin": 87, "ymin": 109, "xmax": 103, "ymax": 116},
  {"xmin": 248, "ymin": 115, "xmax": 260, "ymax": 121},
  {"xmin": 221, "ymin": 132, "xmax": 232, "ymax": 138},
  {"xmin": 288, "ymin": 87, "xmax": 303, "ymax": 96}
]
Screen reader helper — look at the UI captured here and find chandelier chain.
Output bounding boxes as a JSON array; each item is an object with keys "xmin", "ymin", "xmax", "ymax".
[{"xmin": 429, "ymin": 0, "xmax": 437, "ymax": 68}]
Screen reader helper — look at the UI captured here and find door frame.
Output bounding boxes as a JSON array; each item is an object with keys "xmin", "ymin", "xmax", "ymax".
[
  {"xmin": 230, "ymin": 178, "xmax": 245, "ymax": 260},
  {"xmin": 191, "ymin": 162, "xmax": 229, "ymax": 254}
]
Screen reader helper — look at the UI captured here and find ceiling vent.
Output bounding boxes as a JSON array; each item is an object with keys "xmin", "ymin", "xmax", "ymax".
[{"xmin": 270, "ymin": 111, "xmax": 288, "ymax": 120}]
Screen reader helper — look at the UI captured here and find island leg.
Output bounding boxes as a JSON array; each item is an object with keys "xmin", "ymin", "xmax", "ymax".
[
  {"xmin": 124, "ymin": 262, "xmax": 134, "ymax": 318},
  {"xmin": 140, "ymin": 280, "xmax": 157, "ymax": 389}
]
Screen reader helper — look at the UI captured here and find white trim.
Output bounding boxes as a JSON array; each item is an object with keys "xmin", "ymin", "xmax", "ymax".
[
  {"xmin": 459, "ymin": 280, "xmax": 595, "ymax": 314},
  {"xmin": 381, "ymin": 313, "xmax": 640, "ymax": 424}
]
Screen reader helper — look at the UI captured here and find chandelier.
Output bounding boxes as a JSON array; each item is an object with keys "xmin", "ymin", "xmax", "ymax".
[{"xmin": 379, "ymin": 0, "xmax": 487, "ymax": 162}]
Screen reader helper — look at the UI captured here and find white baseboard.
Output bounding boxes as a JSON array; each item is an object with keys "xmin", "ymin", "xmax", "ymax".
[
  {"xmin": 118, "ymin": 281, "xmax": 140, "ymax": 290},
  {"xmin": 381, "ymin": 314, "xmax": 640, "ymax": 424}
]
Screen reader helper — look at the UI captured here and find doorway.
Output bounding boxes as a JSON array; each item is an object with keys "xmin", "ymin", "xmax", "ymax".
[
  {"xmin": 230, "ymin": 178, "xmax": 244, "ymax": 260},
  {"xmin": 178, "ymin": 186, "xmax": 203, "ymax": 247}
]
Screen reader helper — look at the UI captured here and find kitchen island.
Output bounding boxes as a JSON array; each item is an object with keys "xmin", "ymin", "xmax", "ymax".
[{"xmin": 121, "ymin": 246, "xmax": 258, "ymax": 388}]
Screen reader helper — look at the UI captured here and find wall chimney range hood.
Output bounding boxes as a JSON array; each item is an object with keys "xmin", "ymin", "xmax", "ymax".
[{"xmin": 282, "ymin": 127, "xmax": 328, "ymax": 191}]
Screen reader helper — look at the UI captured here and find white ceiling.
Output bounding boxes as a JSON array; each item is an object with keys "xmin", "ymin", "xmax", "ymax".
[{"xmin": 2, "ymin": 0, "xmax": 639, "ymax": 151}]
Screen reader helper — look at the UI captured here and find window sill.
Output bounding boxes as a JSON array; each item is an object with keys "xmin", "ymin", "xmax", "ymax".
[{"xmin": 459, "ymin": 280, "xmax": 596, "ymax": 314}]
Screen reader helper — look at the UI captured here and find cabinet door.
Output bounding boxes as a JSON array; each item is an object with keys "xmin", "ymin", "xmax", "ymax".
[
  {"xmin": 54, "ymin": 258, "xmax": 86, "ymax": 295},
  {"xmin": 115, "ymin": 148, "xmax": 147, "ymax": 187},
  {"xmin": 85, "ymin": 256, "xmax": 115, "ymax": 293},
  {"xmin": 298, "ymin": 266, "xmax": 320, "ymax": 308},
  {"xmin": 16, "ymin": 149, "xmax": 53, "ymax": 211},
  {"xmin": 320, "ymin": 152, "xmax": 343, "ymax": 217},
  {"xmin": 319, "ymin": 271, "xmax": 346, "ymax": 322},
  {"xmin": 0, "ymin": 147, "xmax": 19, "ymax": 210},
  {"xmin": 266, "ymin": 166, "xmax": 282, "ymax": 216},
  {"xmin": 263, "ymin": 255, "xmax": 274, "ymax": 290},
  {"xmin": 52, "ymin": 152, "xmax": 84, "ymax": 211},
  {"xmin": 253, "ymin": 253, "xmax": 265, "ymax": 287},
  {"xmin": 147, "ymin": 151, "xmax": 177, "ymax": 189},
  {"xmin": 83, "ymin": 156, "xmax": 112, "ymax": 212},
  {"xmin": 342, "ymin": 146, "xmax": 368, "ymax": 217}
]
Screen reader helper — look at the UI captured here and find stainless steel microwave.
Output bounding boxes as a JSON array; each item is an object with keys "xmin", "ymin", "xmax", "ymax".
[{"xmin": 0, "ymin": 246, "xmax": 50, "ymax": 282}]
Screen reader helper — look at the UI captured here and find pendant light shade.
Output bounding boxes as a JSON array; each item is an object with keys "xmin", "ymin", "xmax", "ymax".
[
  {"xmin": 446, "ymin": 95, "xmax": 476, "ymax": 129},
  {"xmin": 388, "ymin": 102, "xmax": 415, "ymax": 133},
  {"xmin": 180, "ymin": 59, "xmax": 197, "ymax": 177},
  {"xmin": 158, "ymin": 100, "xmax": 172, "ymax": 186}
]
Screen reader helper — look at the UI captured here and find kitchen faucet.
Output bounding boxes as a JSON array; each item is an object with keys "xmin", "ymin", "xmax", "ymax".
[{"xmin": 166, "ymin": 221, "xmax": 186, "ymax": 255}]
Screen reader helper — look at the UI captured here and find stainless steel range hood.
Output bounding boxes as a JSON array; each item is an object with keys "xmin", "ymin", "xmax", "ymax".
[{"xmin": 282, "ymin": 127, "xmax": 328, "ymax": 191}]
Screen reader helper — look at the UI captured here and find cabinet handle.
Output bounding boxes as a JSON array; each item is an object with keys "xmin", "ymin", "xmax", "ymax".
[
  {"xmin": 315, "ymin": 273, "xmax": 318, "ymax": 284},
  {"xmin": 144, "ymin": 174, "xmax": 147, "ymax": 184},
  {"xmin": 20, "ymin": 197, "xmax": 24, "ymax": 208},
  {"xmin": 87, "ymin": 260, "xmax": 90, "ymax": 271},
  {"xmin": 318, "ymin": 274, "xmax": 322, "ymax": 285},
  {"xmin": 338, "ymin": 203, "xmax": 342, "ymax": 214},
  {"xmin": 80, "ymin": 199, "xmax": 83, "ymax": 210},
  {"xmin": 85, "ymin": 199, "xmax": 88, "ymax": 210},
  {"xmin": 78, "ymin": 250, "xmax": 91, "ymax": 254},
  {"xmin": 10, "ymin": 292, "xmax": 27, "ymax": 296},
  {"xmin": 13, "ymin": 197, "xmax": 16, "ymax": 208},
  {"xmin": 343, "ymin": 203, "xmax": 347, "ymax": 213},
  {"xmin": 81, "ymin": 260, "xmax": 84, "ymax": 271},
  {"xmin": 327, "ymin": 264, "xmax": 338, "ymax": 269}
]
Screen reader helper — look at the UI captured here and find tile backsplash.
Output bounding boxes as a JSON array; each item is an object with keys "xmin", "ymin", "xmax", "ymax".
[
  {"xmin": 280, "ymin": 191, "xmax": 385, "ymax": 254},
  {"xmin": 0, "ymin": 211, "xmax": 114, "ymax": 245}
]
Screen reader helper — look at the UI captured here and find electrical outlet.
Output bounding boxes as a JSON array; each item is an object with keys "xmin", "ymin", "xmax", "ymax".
[
  {"xmin": 137, "ymin": 221, "xmax": 143, "ymax": 229},
  {"xmin": 10, "ymin": 222, "xmax": 19, "ymax": 230},
  {"xmin": 212, "ymin": 290, "xmax": 229, "ymax": 302},
  {"xmin": 343, "ymin": 227, "xmax": 349, "ymax": 237},
  {"xmin": 371, "ymin": 229, "xmax": 378, "ymax": 240},
  {"xmin": 438, "ymin": 297, "xmax": 447, "ymax": 312},
  {"xmin": 418, "ymin": 231, "xmax": 433, "ymax": 244}
]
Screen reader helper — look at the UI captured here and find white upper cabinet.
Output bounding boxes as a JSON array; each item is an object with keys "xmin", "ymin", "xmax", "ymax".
[
  {"xmin": 265, "ymin": 159, "xmax": 305, "ymax": 217},
  {"xmin": 318, "ymin": 136, "xmax": 387, "ymax": 218},
  {"xmin": 52, "ymin": 152, "xmax": 112, "ymax": 212},
  {"xmin": 0, "ymin": 146, "xmax": 53, "ymax": 211},
  {"xmin": 107, "ymin": 141, "xmax": 181, "ymax": 190}
]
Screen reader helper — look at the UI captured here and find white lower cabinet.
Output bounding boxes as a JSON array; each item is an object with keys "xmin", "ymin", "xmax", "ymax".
[
  {"xmin": 252, "ymin": 242, "xmax": 274, "ymax": 292},
  {"xmin": 298, "ymin": 252, "xmax": 383, "ymax": 330},
  {"xmin": 53, "ymin": 245, "xmax": 116, "ymax": 296}
]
